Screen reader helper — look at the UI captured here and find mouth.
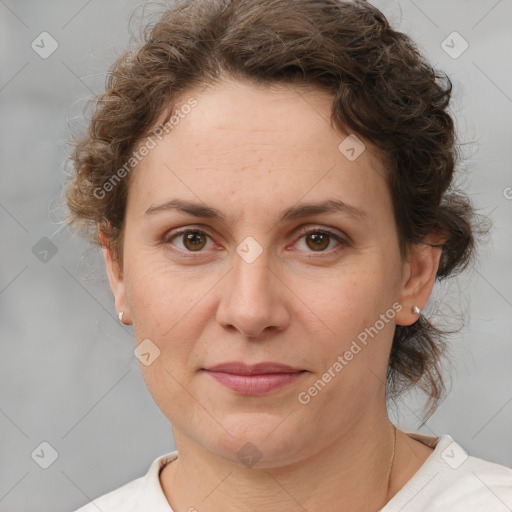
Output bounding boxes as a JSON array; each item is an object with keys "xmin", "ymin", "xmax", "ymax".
[{"xmin": 202, "ymin": 361, "xmax": 307, "ymax": 395}]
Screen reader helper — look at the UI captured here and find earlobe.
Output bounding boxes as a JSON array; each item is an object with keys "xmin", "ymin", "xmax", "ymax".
[
  {"xmin": 395, "ymin": 242, "xmax": 443, "ymax": 326},
  {"xmin": 101, "ymin": 235, "xmax": 132, "ymax": 325}
]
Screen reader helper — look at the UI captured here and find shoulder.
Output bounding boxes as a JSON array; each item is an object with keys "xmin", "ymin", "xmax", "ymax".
[
  {"xmin": 432, "ymin": 444, "xmax": 512, "ymax": 510},
  {"xmin": 72, "ymin": 476, "xmax": 145, "ymax": 512},
  {"xmin": 71, "ymin": 451, "xmax": 178, "ymax": 512},
  {"xmin": 384, "ymin": 434, "xmax": 512, "ymax": 512}
]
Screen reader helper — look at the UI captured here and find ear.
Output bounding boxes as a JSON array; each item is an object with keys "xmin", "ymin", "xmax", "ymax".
[
  {"xmin": 101, "ymin": 233, "xmax": 131, "ymax": 325},
  {"xmin": 395, "ymin": 236, "xmax": 444, "ymax": 326}
]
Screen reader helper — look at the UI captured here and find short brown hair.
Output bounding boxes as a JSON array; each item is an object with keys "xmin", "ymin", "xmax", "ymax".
[{"xmin": 66, "ymin": 0, "xmax": 487, "ymax": 415}]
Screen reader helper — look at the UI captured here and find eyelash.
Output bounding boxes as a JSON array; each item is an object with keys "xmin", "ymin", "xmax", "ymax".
[{"xmin": 163, "ymin": 225, "xmax": 349, "ymax": 258}]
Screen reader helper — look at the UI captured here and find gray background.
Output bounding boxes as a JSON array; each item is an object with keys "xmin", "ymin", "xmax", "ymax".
[{"xmin": 0, "ymin": 1, "xmax": 511, "ymax": 510}]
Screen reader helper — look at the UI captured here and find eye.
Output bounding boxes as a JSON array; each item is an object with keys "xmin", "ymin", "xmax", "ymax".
[
  {"xmin": 164, "ymin": 229, "xmax": 214, "ymax": 253},
  {"xmin": 163, "ymin": 226, "xmax": 349, "ymax": 258},
  {"xmin": 294, "ymin": 227, "xmax": 347, "ymax": 254}
]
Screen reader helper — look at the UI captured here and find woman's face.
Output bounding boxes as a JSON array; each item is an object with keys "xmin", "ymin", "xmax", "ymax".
[{"xmin": 105, "ymin": 79, "xmax": 438, "ymax": 467}]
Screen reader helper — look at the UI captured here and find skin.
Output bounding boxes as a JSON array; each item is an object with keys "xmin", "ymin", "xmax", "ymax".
[{"xmin": 103, "ymin": 79, "xmax": 441, "ymax": 511}]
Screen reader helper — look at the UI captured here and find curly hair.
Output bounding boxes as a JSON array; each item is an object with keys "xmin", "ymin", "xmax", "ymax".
[{"xmin": 66, "ymin": 0, "xmax": 486, "ymax": 415}]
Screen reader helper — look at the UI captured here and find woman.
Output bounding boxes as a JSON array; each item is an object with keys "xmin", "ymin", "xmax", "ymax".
[{"xmin": 66, "ymin": 0, "xmax": 512, "ymax": 510}]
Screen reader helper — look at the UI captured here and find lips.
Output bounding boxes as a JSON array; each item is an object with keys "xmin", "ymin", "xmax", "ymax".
[
  {"xmin": 203, "ymin": 361, "xmax": 307, "ymax": 395},
  {"xmin": 204, "ymin": 361, "xmax": 304, "ymax": 375}
]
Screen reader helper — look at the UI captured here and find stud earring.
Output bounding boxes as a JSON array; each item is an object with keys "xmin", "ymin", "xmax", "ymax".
[
  {"xmin": 411, "ymin": 305, "xmax": 421, "ymax": 315},
  {"xmin": 118, "ymin": 311, "xmax": 124, "ymax": 323}
]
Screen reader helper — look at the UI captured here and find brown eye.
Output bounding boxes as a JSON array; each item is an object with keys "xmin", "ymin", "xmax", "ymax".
[
  {"xmin": 305, "ymin": 232, "xmax": 331, "ymax": 251},
  {"xmin": 294, "ymin": 227, "xmax": 347, "ymax": 254},
  {"xmin": 165, "ymin": 229, "xmax": 213, "ymax": 253},
  {"xmin": 182, "ymin": 231, "xmax": 208, "ymax": 251}
]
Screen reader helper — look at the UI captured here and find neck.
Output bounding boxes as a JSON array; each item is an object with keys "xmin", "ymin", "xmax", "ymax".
[{"xmin": 160, "ymin": 412, "xmax": 398, "ymax": 512}]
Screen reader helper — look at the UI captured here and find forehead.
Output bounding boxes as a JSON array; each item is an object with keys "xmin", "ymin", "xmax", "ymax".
[
  {"xmin": 160, "ymin": 80, "xmax": 355, "ymax": 152},
  {"xmin": 128, "ymin": 79, "xmax": 391, "ymax": 221}
]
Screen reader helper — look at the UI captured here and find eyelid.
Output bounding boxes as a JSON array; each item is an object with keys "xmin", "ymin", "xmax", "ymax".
[
  {"xmin": 293, "ymin": 224, "xmax": 351, "ymax": 246},
  {"xmin": 162, "ymin": 225, "xmax": 215, "ymax": 242}
]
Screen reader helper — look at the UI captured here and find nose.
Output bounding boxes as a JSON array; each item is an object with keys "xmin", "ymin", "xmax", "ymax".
[{"xmin": 215, "ymin": 245, "xmax": 290, "ymax": 339}]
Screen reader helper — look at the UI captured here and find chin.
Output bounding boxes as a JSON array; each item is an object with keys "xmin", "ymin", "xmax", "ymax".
[{"xmin": 204, "ymin": 414, "xmax": 315, "ymax": 469}]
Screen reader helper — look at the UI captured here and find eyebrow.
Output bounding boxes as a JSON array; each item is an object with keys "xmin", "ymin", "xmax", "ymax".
[{"xmin": 145, "ymin": 198, "xmax": 367, "ymax": 224}]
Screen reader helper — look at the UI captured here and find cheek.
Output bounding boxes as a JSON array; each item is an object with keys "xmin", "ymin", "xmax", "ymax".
[
  {"xmin": 303, "ymin": 259, "xmax": 401, "ymax": 387},
  {"xmin": 123, "ymin": 258, "xmax": 212, "ymax": 418},
  {"xmin": 310, "ymin": 263, "xmax": 397, "ymax": 333},
  {"xmin": 124, "ymin": 255, "xmax": 210, "ymax": 353}
]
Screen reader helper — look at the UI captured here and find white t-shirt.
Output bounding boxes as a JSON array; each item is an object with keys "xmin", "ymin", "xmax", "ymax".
[{"xmin": 73, "ymin": 432, "xmax": 512, "ymax": 511}]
